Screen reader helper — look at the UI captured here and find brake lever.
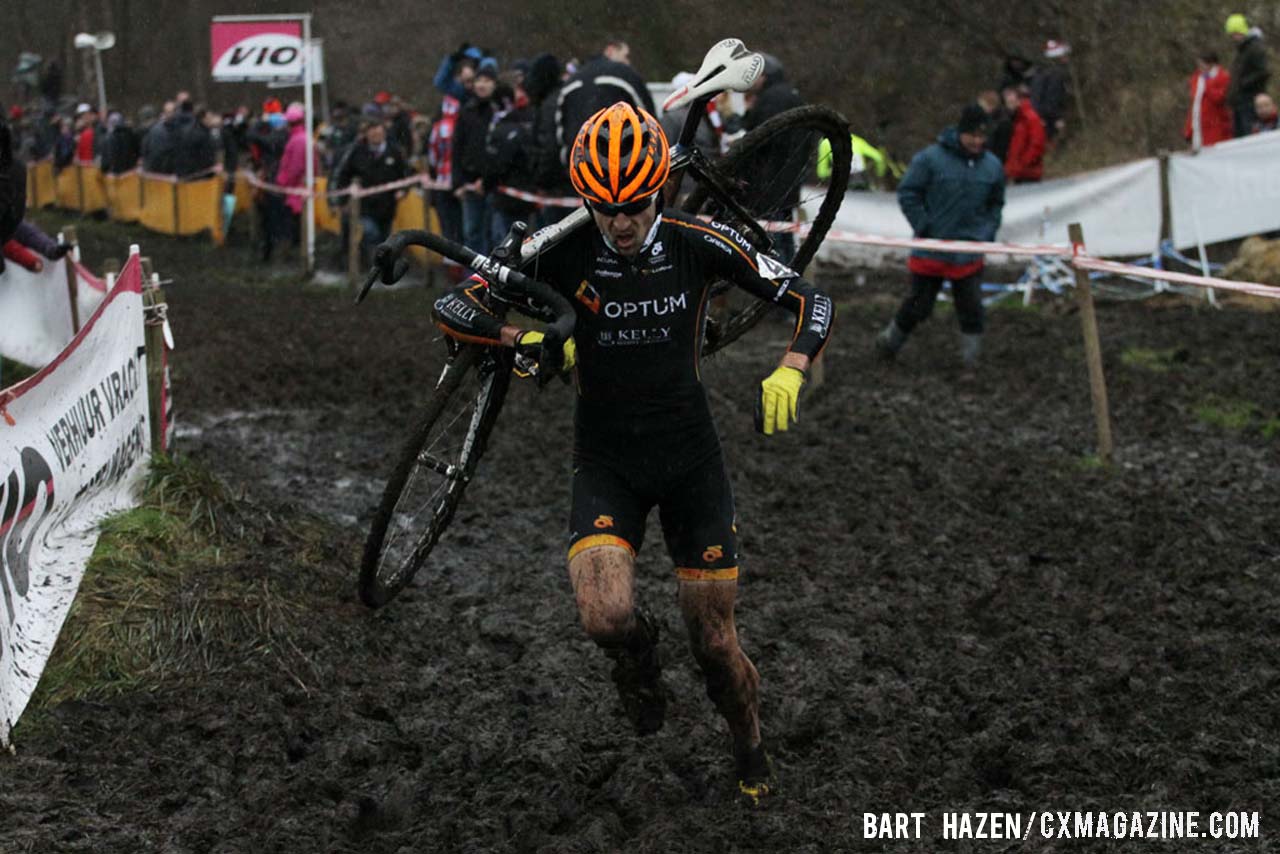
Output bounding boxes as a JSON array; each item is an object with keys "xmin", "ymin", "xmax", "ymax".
[{"xmin": 490, "ymin": 220, "xmax": 528, "ymax": 265}]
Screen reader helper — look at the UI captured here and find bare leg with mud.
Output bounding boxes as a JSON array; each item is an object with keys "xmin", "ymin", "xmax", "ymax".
[
  {"xmin": 678, "ymin": 579, "xmax": 771, "ymax": 797},
  {"xmin": 569, "ymin": 545, "xmax": 666, "ymax": 734}
]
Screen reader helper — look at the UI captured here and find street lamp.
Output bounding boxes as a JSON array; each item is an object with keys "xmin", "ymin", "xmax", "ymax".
[{"xmin": 73, "ymin": 31, "xmax": 115, "ymax": 115}]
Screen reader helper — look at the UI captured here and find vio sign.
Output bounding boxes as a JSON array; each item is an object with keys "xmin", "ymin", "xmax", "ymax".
[{"xmin": 211, "ymin": 21, "xmax": 305, "ymax": 81}]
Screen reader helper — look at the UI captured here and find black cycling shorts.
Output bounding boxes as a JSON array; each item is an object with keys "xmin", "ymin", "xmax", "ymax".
[{"xmin": 567, "ymin": 450, "xmax": 739, "ymax": 582}]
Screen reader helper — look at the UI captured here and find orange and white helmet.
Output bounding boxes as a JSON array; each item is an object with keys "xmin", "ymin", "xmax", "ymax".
[{"xmin": 569, "ymin": 102, "xmax": 670, "ymax": 211}]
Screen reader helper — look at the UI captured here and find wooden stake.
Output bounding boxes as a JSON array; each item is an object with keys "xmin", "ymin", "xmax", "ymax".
[
  {"xmin": 140, "ymin": 256, "xmax": 154, "ymax": 281},
  {"xmin": 172, "ymin": 181, "xmax": 180, "ymax": 236},
  {"xmin": 143, "ymin": 275, "xmax": 169, "ymax": 456},
  {"xmin": 347, "ymin": 182, "xmax": 362, "ymax": 288},
  {"xmin": 1068, "ymin": 223, "xmax": 1114, "ymax": 462},
  {"xmin": 62, "ymin": 226, "xmax": 81, "ymax": 333}
]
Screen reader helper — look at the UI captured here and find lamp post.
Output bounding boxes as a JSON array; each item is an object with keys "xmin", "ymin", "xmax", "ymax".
[{"xmin": 73, "ymin": 31, "xmax": 115, "ymax": 115}]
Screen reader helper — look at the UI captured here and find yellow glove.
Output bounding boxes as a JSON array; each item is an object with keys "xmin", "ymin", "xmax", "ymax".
[
  {"xmin": 514, "ymin": 330, "xmax": 576, "ymax": 372},
  {"xmin": 756, "ymin": 365, "xmax": 805, "ymax": 435}
]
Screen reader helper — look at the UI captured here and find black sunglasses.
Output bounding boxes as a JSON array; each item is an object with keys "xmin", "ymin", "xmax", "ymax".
[{"xmin": 589, "ymin": 196, "xmax": 654, "ymax": 217}]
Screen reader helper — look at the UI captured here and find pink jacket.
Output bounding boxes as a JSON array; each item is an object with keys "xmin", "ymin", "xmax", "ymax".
[{"xmin": 275, "ymin": 123, "xmax": 316, "ymax": 214}]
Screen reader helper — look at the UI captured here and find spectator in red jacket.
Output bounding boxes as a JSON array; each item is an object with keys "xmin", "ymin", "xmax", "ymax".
[
  {"xmin": 1184, "ymin": 51, "xmax": 1233, "ymax": 150},
  {"xmin": 1002, "ymin": 86, "xmax": 1045, "ymax": 183},
  {"xmin": 74, "ymin": 103, "xmax": 98, "ymax": 163}
]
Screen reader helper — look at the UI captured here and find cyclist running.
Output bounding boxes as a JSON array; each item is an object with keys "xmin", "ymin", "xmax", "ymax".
[{"xmin": 431, "ymin": 102, "xmax": 834, "ymax": 803}]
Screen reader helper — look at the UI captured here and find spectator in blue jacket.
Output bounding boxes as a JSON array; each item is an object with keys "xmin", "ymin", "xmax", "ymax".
[{"xmin": 876, "ymin": 104, "xmax": 1005, "ymax": 369}]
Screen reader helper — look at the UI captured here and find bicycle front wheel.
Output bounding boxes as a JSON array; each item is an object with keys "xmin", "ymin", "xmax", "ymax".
[
  {"xmin": 683, "ymin": 104, "xmax": 852, "ymax": 355},
  {"xmin": 359, "ymin": 344, "xmax": 514, "ymax": 608}
]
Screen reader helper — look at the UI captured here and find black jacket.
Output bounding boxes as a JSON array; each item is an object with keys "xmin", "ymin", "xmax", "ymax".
[
  {"xmin": 172, "ymin": 115, "xmax": 216, "ymax": 178},
  {"xmin": 0, "ymin": 121, "xmax": 26, "ymax": 246},
  {"xmin": 1029, "ymin": 65, "xmax": 1069, "ymax": 125},
  {"xmin": 102, "ymin": 124, "xmax": 141, "ymax": 175},
  {"xmin": 555, "ymin": 58, "xmax": 656, "ymax": 164},
  {"xmin": 1230, "ymin": 33, "xmax": 1270, "ymax": 107},
  {"xmin": 744, "ymin": 74, "xmax": 803, "ymax": 131},
  {"xmin": 451, "ymin": 96, "xmax": 496, "ymax": 188},
  {"xmin": 334, "ymin": 141, "xmax": 410, "ymax": 223},
  {"xmin": 483, "ymin": 104, "xmax": 536, "ymax": 217},
  {"xmin": 741, "ymin": 74, "xmax": 807, "ymax": 213}
]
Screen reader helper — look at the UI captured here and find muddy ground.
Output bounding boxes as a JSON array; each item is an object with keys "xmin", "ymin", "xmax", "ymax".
[{"xmin": 3, "ymin": 215, "xmax": 1279, "ymax": 853}]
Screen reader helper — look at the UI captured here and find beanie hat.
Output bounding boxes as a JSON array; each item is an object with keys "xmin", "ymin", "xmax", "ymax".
[
  {"xmin": 957, "ymin": 103, "xmax": 989, "ymax": 135},
  {"xmin": 1225, "ymin": 13, "xmax": 1249, "ymax": 35},
  {"xmin": 284, "ymin": 103, "xmax": 305, "ymax": 123},
  {"xmin": 1044, "ymin": 39, "xmax": 1071, "ymax": 59}
]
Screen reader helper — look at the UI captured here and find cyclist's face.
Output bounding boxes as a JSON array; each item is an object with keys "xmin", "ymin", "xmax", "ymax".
[{"xmin": 591, "ymin": 198, "xmax": 657, "ymax": 256}]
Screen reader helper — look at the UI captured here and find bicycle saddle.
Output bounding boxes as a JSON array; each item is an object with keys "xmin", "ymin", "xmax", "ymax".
[{"xmin": 662, "ymin": 38, "xmax": 764, "ymax": 112}]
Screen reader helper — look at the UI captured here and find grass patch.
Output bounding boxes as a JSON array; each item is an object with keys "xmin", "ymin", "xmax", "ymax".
[
  {"xmin": 1073, "ymin": 453, "xmax": 1110, "ymax": 471},
  {"xmin": 1194, "ymin": 396, "xmax": 1280, "ymax": 438},
  {"xmin": 17, "ymin": 454, "xmax": 349, "ymax": 736},
  {"xmin": 1120, "ymin": 346, "xmax": 1187, "ymax": 373}
]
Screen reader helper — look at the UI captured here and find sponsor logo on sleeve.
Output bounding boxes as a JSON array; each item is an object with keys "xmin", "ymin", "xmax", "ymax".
[
  {"xmin": 807, "ymin": 293, "xmax": 833, "ymax": 336},
  {"xmin": 710, "ymin": 220, "xmax": 757, "ymax": 254},
  {"xmin": 702, "ymin": 233, "xmax": 733, "ymax": 256},
  {"xmin": 756, "ymin": 252, "xmax": 798, "ymax": 282}
]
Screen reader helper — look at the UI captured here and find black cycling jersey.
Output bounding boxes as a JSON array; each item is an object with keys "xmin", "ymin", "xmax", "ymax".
[
  {"xmin": 432, "ymin": 208, "xmax": 834, "ymax": 566},
  {"xmin": 433, "ymin": 208, "xmax": 833, "ymax": 431}
]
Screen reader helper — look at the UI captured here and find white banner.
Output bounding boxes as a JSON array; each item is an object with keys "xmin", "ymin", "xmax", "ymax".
[
  {"xmin": 811, "ymin": 158, "xmax": 1162, "ymax": 269},
  {"xmin": 0, "ymin": 258, "xmax": 107, "ymax": 370},
  {"xmin": 1169, "ymin": 131, "xmax": 1280, "ymax": 249},
  {"xmin": 0, "ymin": 255, "xmax": 150, "ymax": 746}
]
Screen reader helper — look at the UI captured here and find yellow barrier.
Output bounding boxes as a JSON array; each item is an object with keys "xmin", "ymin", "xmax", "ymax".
[
  {"xmin": 138, "ymin": 174, "xmax": 224, "ymax": 245},
  {"xmin": 177, "ymin": 177, "xmax": 224, "ymax": 245},
  {"xmin": 40, "ymin": 162, "xmax": 450, "ymax": 253},
  {"xmin": 104, "ymin": 172, "xmax": 142, "ymax": 222},
  {"xmin": 391, "ymin": 189, "xmax": 431, "ymax": 263},
  {"xmin": 315, "ymin": 177, "xmax": 342, "ymax": 235},
  {"xmin": 79, "ymin": 164, "xmax": 107, "ymax": 213},
  {"xmin": 55, "ymin": 166, "xmax": 79, "ymax": 210},
  {"xmin": 234, "ymin": 172, "xmax": 253, "ymax": 214},
  {"xmin": 52, "ymin": 163, "xmax": 108, "ymax": 213},
  {"xmin": 25, "ymin": 159, "xmax": 56, "ymax": 208}
]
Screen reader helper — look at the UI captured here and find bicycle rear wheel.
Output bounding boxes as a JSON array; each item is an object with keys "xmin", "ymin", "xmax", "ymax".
[
  {"xmin": 683, "ymin": 104, "xmax": 852, "ymax": 355},
  {"xmin": 359, "ymin": 344, "xmax": 514, "ymax": 608}
]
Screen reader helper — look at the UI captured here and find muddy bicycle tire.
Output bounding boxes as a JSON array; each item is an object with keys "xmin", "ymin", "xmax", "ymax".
[
  {"xmin": 359, "ymin": 345, "xmax": 515, "ymax": 608},
  {"xmin": 682, "ymin": 104, "xmax": 852, "ymax": 356}
]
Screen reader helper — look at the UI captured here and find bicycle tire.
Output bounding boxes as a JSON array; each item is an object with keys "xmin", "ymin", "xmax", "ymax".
[
  {"xmin": 359, "ymin": 344, "xmax": 515, "ymax": 608},
  {"xmin": 682, "ymin": 104, "xmax": 852, "ymax": 356}
]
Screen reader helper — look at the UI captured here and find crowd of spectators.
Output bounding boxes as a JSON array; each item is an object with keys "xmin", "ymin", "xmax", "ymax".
[
  {"xmin": 4, "ymin": 18, "xmax": 1276, "ymax": 273},
  {"xmin": 1, "ymin": 35, "xmax": 825, "ymax": 271}
]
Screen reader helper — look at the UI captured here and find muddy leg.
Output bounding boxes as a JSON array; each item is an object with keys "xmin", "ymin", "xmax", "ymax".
[
  {"xmin": 569, "ymin": 546, "xmax": 665, "ymax": 734},
  {"xmin": 568, "ymin": 545, "xmax": 636, "ymax": 643},
  {"xmin": 678, "ymin": 579, "xmax": 760, "ymax": 754}
]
